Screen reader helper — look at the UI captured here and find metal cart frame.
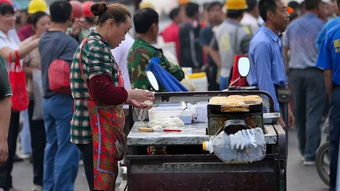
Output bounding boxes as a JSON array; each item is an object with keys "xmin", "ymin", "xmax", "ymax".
[{"xmin": 126, "ymin": 91, "xmax": 286, "ymax": 191}]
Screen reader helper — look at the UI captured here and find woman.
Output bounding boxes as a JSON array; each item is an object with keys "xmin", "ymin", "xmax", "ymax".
[
  {"xmin": 0, "ymin": 2, "xmax": 39, "ymax": 191},
  {"xmin": 70, "ymin": 3, "xmax": 154, "ymax": 191},
  {"xmin": 22, "ymin": 11, "xmax": 50, "ymax": 191}
]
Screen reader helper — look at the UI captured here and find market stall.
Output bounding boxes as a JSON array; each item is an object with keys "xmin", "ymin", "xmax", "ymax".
[{"xmin": 125, "ymin": 91, "xmax": 286, "ymax": 191}]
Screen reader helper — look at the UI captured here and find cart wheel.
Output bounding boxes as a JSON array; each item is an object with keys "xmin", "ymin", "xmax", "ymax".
[{"xmin": 316, "ymin": 142, "xmax": 330, "ymax": 186}]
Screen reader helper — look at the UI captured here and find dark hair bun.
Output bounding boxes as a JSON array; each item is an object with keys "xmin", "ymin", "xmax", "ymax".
[{"xmin": 91, "ymin": 3, "xmax": 107, "ymax": 17}]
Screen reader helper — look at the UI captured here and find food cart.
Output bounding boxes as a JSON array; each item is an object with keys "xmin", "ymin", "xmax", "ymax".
[{"xmin": 125, "ymin": 91, "xmax": 286, "ymax": 191}]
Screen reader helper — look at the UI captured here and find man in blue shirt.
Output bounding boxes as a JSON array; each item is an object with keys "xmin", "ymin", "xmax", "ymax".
[
  {"xmin": 316, "ymin": 24, "xmax": 340, "ymax": 191},
  {"xmin": 283, "ymin": 0, "xmax": 326, "ymax": 166},
  {"xmin": 247, "ymin": 0, "xmax": 291, "ymax": 127},
  {"xmin": 316, "ymin": 0, "xmax": 340, "ymax": 48},
  {"xmin": 39, "ymin": 1, "xmax": 80, "ymax": 190}
]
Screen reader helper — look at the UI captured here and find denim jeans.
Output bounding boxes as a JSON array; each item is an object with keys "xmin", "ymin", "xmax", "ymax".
[
  {"xmin": 42, "ymin": 94, "xmax": 80, "ymax": 191},
  {"xmin": 219, "ymin": 77, "xmax": 229, "ymax": 90},
  {"xmin": 329, "ymin": 86, "xmax": 340, "ymax": 191},
  {"xmin": 289, "ymin": 68, "xmax": 326, "ymax": 161}
]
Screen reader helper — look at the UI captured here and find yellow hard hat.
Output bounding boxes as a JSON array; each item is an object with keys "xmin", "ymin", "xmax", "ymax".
[
  {"xmin": 140, "ymin": 1, "xmax": 155, "ymax": 9},
  {"xmin": 27, "ymin": 0, "xmax": 48, "ymax": 14},
  {"xmin": 225, "ymin": 0, "xmax": 248, "ymax": 10},
  {"xmin": 178, "ymin": 0, "xmax": 190, "ymax": 5}
]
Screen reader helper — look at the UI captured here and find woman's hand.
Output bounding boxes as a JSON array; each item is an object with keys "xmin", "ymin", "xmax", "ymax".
[{"xmin": 126, "ymin": 89, "xmax": 155, "ymax": 109}]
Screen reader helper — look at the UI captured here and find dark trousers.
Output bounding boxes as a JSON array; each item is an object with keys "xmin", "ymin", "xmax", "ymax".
[
  {"xmin": 28, "ymin": 100, "xmax": 45, "ymax": 186},
  {"xmin": 289, "ymin": 68, "xmax": 326, "ymax": 161},
  {"xmin": 204, "ymin": 63, "xmax": 219, "ymax": 91},
  {"xmin": 0, "ymin": 112, "xmax": 20, "ymax": 189},
  {"xmin": 77, "ymin": 143, "xmax": 94, "ymax": 191},
  {"xmin": 329, "ymin": 86, "xmax": 340, "ymax": 191}
]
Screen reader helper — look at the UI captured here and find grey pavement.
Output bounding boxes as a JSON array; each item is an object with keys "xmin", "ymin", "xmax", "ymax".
[{"xmin": 11, "ymin": 128, "xmax": 328, "ymax": 191}]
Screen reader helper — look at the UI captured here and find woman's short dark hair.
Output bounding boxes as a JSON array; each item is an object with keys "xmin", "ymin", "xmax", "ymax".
[
  {"xmin": 259, "ymin": 0, "xmax": 278, "ymax": 22},
  {"xmin": 50, "ymin": 1, "xmax": 72, "ymax": 23},
  {"xmin": 133, "ymin": 8, "xmax": 158, "ymax": 34},
  {"xmin": 27, "ymin": 11, "xmax": 48, "ymax": 27},
  {"xmin": 91, "ymin": 3, "xmax": 131, "ymax": 25},
  {"xmin": 0, "ymin": 3, "xmax": 14, "ymax": 15},
  {"xmin": 185, "ymin": 2, "xmax": 199, "ymax": 18},
  {"xmin": 169, "ymin": 7, "xmax": 179, "ymax": 20}
]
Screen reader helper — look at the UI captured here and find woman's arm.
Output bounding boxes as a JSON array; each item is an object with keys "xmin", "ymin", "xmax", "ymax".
[
  {"xmin": 0, "ymin": 38, "xmax": 39, "ymax": 61},
  {"xmin": 0, "ymin": 97, "xmax": 10, "ymax": 164},
  {"xmin": 89, "ymin": 74, "xmax": 128, "ymax": 105}
]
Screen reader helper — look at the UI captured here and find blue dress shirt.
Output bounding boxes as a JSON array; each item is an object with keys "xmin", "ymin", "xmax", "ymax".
[
  {"xmin": 316, "ymin": 25, "xmax": 340, "ymax": 85},
  {"xmin": 247, "ymin": 26, "xmax": 288, "ymax": 112}
]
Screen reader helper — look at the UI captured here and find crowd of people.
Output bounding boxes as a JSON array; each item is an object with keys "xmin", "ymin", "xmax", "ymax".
[{"xmin": 0, "ymin": 0, "xmax": 339, "ymax": 190}]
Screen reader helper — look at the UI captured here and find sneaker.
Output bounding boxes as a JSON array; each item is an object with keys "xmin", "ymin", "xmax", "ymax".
[
  {"xmin": 300, "ymin": 155, "xmax": 304, "ymax": 163},
  {"xmin": 303, "ymin": 160, "xmax": 315, "ymax": 166},
  {"xmin": 32, "ymin": 185, "xmax": 42, "ymax": 191},
  {"xmin": 13, "ymin": 154, "xmax": 24, "ymax": 162}
]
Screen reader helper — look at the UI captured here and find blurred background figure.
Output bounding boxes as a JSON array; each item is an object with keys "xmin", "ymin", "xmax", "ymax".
[
  {"xmin": 112, "ymin": 33, "xmax": 134, "ymax": 90},
  {"xmin": 241, "ymin": 0, "xmax": 262, "ymax": 34},
  {"xmin": 199, "ymin": 1, "xmax": 223, "ymax": 91},
  {"xmin": 0, "ymin": 1, "xmax": 40, "ymax": 191},
  {"xmin": 287, "ymin": 1, "xmax": 302, "ymax": 21},
  {"xmin": 179, "ymin": 2, "xmax": 203, "ymax": 72},
  {"xmin": 17, "ymin": 0, "xmax": 48, "ymax": 41},
  {"xmin": 161, "ymin": 7, "xmax": 183, "ymax": 62},
  {"xmin": 316, "ymin": 0, "xmax": 340, "ymax": 48},
  {"xmin": 78, "ymin": 1, "xmax": 95, "ymax": 42},
  {"xmin": 211, "ymin": 0, "xmax": 252, "ymax": 90},
  {"xmin": 283, "ymin": 0, "xmax": 326, "ymax": 166},
  {"xmin": 22, "ymin": 11, "xmax": 50, "ymax": 191},
  {"xmin": 39, "ymin": 1, "xmax": 80, "ymax": 190}
]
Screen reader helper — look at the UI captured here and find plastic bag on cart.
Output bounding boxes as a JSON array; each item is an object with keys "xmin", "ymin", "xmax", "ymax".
[
  {"xmin": 203, "ymin": 127, "xmax": 266, "ymax": 163},
  {"xmin": 146, "ymin": 57, "xmax": 188, "ymax": 92}
]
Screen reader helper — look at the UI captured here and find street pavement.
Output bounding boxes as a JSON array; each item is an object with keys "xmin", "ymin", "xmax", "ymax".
[{"xmin": 11, "ymin": 128, "xmax": 328, "ymax": 191}]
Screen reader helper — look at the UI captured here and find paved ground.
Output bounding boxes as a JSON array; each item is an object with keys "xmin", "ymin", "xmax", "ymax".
[{"xmin": 11, "ymin": 128, "xmax": 329, "ymax": 191}]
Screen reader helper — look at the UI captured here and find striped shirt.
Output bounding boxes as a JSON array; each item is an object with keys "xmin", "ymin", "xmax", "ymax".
[{"xmin": 70, "ymin": 31, "xmax": 119, "ymax": 144}]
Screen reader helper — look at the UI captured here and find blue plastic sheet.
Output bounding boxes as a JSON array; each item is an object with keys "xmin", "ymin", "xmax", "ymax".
[{"xmin": 146, "ymin": 57, "xmax": 188, "ymax": 92}]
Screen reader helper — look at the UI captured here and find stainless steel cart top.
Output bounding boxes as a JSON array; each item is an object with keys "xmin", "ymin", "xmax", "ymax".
[{"xmin": 127, "ymin": 121, "xmax": 280, "ymax": 146}]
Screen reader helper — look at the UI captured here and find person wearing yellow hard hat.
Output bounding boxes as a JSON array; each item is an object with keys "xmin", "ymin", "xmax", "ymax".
[
  {"xmin": 17, "ymin": 0, "xmax": 48, "ymax": 41},
  {"xmin": 211, "ymin": 0, "xmax": 252, "ymax": 90},
  {"xmin": 139, "ymin": 1, "xmax": 155, "ymax": 9},
  {"xmin": 27, "ymin": 0, "xmax": 48, "ymax": 14}
]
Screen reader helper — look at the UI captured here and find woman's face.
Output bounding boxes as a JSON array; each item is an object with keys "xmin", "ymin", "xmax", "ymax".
[
  {"xmin": 0, "ymin": 13, "xmax": 15, "ymax": 33},
  {"xmin": 35, "ymin": 15, "xmax": 51, "ymax": 36},
  {"xmin": 108, "ymin": 16, "xmax": 132, "ymax": 48}
]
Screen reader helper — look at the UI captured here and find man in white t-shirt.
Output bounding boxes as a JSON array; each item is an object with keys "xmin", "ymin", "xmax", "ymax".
[
  {"xmin": 241, "ymin": 0, "xmax": 263, "ymax": 35},
  {"xmin": 111, "ymin": 33, "xmax": 134, "ymax": 90}
]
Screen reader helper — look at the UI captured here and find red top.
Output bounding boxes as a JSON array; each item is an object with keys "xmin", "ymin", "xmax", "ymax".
[
  {"xmin": 161, "ymin": 23, "xmax": 180, "ymax": 61},
  {"xmin": 17, "ymin": 24, "xmax": 34, "ymax": 41},
  {"xmin": 89, "ymin": 74, "xmax": 128, "ymax": 105}
]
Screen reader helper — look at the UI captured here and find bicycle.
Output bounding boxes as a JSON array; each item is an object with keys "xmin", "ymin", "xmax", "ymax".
[{"xmin": 316, "ymin": 116, "xmax": 330, "ymax": 186}]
